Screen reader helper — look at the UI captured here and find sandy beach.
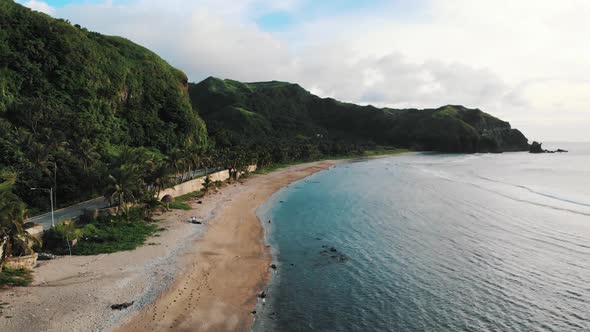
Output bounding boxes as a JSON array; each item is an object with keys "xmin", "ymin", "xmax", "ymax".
[{"xmin": 0, "ymin": 160, "xmax": 339, "ymax": 332}]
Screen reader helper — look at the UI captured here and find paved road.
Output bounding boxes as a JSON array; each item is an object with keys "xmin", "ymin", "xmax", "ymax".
[
  {"xmin": 27, "ymin": 197, "xmax": 110, "ymax": 230},
  {"xmin": 27, "ymin": 167, "xmax": 223, "ymax": 230}
]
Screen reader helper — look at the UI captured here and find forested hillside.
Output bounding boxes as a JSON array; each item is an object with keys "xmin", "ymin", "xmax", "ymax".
[
  {"xmin": 189, "ymin": 77, "xmax": 529, "ymax": 156},
  {"xmin": 0, "ymin": 0, "xmax": 207, "ymax": 210},
  {"xmin": 0, "ymin": 0, "xmax": 528, "ymax": 212}
]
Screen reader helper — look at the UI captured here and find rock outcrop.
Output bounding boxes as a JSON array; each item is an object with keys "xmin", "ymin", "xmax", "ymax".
[
  {"xmin": 529, "ymin": 141, "xmax": 569, "ymax": 154},
  {"xmin": 530, "ymin": 141, "xmax": 545, "ymax": 153}
]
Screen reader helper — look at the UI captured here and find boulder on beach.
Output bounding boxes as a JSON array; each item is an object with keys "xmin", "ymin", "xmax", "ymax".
[{"xmin": 111, "ymin": 301, "xmax": 134, "ymax": 310}]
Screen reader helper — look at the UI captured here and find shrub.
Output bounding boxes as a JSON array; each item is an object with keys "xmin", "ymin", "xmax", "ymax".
[
  {"xmin": 42, "ymin": 220, "xmax": 83, "ymax": 253},
  {"xmin": 0, "ymin": 267, "xmax": 33, "ymax": 287}
]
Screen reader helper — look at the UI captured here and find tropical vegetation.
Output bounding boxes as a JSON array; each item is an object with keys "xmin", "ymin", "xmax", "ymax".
[
  {"xmin": 0, "ymin": 169, "xmax": 39, "ymax": 263},
  {"xmin": 189, "ymin": 77, "xmax": 529, "ymax": 163},
  {"xmin": 42, "ymin": 209, "xmax": 159, "ymax": 255},
  {"xmin": 0, "ymin": 0, "xmax": 531, "ymax": 263},
  {"xmin": 0, "ymin": 0, "xmax": 207, "ymax": 212}
]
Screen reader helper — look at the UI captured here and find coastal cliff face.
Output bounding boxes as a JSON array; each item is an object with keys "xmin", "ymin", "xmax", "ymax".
[
  {"xmin": 190, "ymin": 78, "xmax": 529, "ymax": 153},
  {"xmin": 453, "ymin": 106, "xmax": 529, "ymax": 152}
]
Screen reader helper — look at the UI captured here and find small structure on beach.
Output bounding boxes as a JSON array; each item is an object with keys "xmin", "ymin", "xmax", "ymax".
[{"xmin": 161, "ymin": 195, "xmax": 174, "ymax": 210}]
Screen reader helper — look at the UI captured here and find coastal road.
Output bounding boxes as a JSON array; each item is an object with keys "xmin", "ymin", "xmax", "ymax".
[{"xmin": 27, "ymin": 197, "xmax": 110, "ymax": 230}]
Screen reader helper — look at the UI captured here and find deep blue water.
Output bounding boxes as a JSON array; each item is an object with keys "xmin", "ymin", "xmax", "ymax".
[{"xmin": 254, "ymin": 143, "xmax": 590, "ymax": 332}]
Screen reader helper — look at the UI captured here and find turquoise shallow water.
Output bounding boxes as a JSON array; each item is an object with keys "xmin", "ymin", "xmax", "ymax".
[{"xmin": 255, "ymin": 144, "xmax": 590, "ymax": 332}]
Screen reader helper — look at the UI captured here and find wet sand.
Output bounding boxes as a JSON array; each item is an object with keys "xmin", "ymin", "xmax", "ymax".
[
  {"xmin": 114, "ymin": 160, "xmax": 340, "ymax": 331},
  {"xmin": 0, "ymin": 160, "xmax": 338, "ymax": 332}
]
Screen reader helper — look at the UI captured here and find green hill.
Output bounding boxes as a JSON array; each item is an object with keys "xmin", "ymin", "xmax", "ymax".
[
  {"xmin": 189, "ymin": 77, "xmax": 529, "ymax": 154},
  {"xmin": 0, "ymin": 0, "xmax": 207, "ymax": 208},
  {"xmin": 0, "ymin": 0, "xmax": 529, "ymax": 211}
]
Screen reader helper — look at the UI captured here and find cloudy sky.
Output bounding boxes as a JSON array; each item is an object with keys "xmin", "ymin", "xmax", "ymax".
[{"xmin": 19, "ymin": 0, "xmax": 590, "ymax": 141}]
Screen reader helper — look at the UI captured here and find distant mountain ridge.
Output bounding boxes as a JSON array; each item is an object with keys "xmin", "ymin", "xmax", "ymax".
[
  {"xmin": 0, "ymin": 0, "xmax": 529, "ymax": 210},
  {"xmin": 189, "ymin": 77, "xmax": 529, "ymax": 153}
]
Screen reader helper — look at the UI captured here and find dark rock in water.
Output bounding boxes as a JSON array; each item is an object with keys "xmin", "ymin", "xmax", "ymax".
[
  {"xmin": 330, "ymin": 247, "xmax": 338, "ymax": 252},
  {"xmin": 111, "ymin": 301, "xmax": 134, "ymax": 310},
  {"xmin": 270, "ymin": 264, "xmax": 277, "ymax": 270},
  {"xmin": 321, "ymin": 245, "xmax": 327, "ymax": 248},
  {"xmin": 315, "ymin": 237, "xmax": 322, "ymax": 240},
  {"xmin": 251, "ymin": 310, "xmax": 257, "ymax": 314},
  {"xmin": 529, "ymin": 141, "xmax": 545, "ymax": 153},
  {"xmin": 290, "ymin": 263, "xmax": 295, "ymax": 266},
  {"xmin": 530, "ymin": 141, "xmax": 569, "ymax": 154},
  {"xmin": 279, "ymin": 201, "xmax": 284, "ymax": 203},
  {"xmin": 268, "ymin": 219, "xmax": 272, "ymax": 223},
  {"xmin": 336, "ymin": 255, "xmax": 349, "ymax": 262},
  {"xmin": 259, "ymin": 291, "xmax": 266, "ymax": 299}
]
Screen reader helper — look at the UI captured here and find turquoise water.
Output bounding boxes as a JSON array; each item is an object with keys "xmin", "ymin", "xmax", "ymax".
[{"xmin": 255, "ymin": 144, "xmax": 590, "ymax": 331}]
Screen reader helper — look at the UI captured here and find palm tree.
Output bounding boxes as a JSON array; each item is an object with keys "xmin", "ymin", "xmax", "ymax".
[
  {"xmin": 168, "ymin": 148, "xmax": 187, "ymax": 182},
  {"xmin": 104, "ymin": 175, "xmax": 134, "ymax": 216},
  {"xmin": 186, "ymin": 147, "xmax": 205, "ymax": 180},
  {"xmin": 105, "ymin": 147, "xmax": 171, "ymax": 215},
  {"xmin": 75, "ymin": 139, "xmax": 101, "ymax": 173},
  {"xmin": 147, "ymin": 162, "xmax": 175, "ymax": 198},
  {"xmin": 0, "ymin": 170, "xmax": 39, "ymax": 263},
  {"xmin": 103, "ymin": 168, "xmax": 141, "ymax": 217}
]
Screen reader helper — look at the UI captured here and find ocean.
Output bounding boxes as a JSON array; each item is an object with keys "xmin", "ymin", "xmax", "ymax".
[{"xmin": 254, "ymin": 143, "xmax": 590, "ymax": 332}]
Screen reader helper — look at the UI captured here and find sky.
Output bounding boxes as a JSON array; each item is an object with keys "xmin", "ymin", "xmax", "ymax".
[{"xmin": 18, "ymin": 0, "xmax": 590, "ymax": 142}]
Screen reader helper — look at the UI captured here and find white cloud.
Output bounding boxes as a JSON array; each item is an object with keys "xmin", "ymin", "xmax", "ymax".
[
  {"xmin": 51, "ymin": 0, "xmax": 590, "ymax": 141},
  {"xmin": 20, "ymin": 0, "xmax": 55, "ymax": 15}
]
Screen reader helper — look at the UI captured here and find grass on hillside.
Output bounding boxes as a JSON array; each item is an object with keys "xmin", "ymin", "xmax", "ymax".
[
  {"xmin": 0, "ymin": 267, "xmax": 33, "ymax": 288},
  {"xmin": 254, "ymin": 148, "xmax": 409, "ymax": 174}
]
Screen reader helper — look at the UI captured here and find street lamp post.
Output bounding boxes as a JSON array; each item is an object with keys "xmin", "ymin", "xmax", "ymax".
[
  {"xmin": 53, "ymin": 162, "xmax": 57, "ymax": 208},
  {"xmin": 31, "ymin": 187, "xmax": 54, "ymax": 228}
]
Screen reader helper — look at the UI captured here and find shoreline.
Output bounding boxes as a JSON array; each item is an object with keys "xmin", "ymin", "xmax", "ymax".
[
  {"xmin": 0, "ymin": 156, "xmax": 400, "ymax": 332},
  {"xmin": 115, "ymin": 159, "xmax": 341, "ymax": 331}
]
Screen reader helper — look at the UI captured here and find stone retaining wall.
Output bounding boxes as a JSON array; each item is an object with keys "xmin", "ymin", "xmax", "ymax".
[
  {"xmin": 157, "ymin": 165, "xmax": 256, "ymax": 200},
  {"xmin": 4, "ymin": 253, "xmax": 38, "ymax": 270}
]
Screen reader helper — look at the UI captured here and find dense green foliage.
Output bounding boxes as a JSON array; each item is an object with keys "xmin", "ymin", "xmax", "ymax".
[
  {"xmin": 0, "ymin": 0, "xmax": 529, "ymax": 215},
  {"xmin": 0, "ymin": 168, "xmax": 38, "ymax": 260},
  {"xmin": 0, "ymin": 0, "xmax": 207, "ymax": 210},
  {"xmin": 190, "ymin": 78, "xmax": 529, "ymax": 159},
  {"xmin": 42, "ymin": 208, "xmax": 159, "ymax": 255},
  {"xmin": 0, "ymin": 267, "xmax": 33, "ymax": 287}
]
